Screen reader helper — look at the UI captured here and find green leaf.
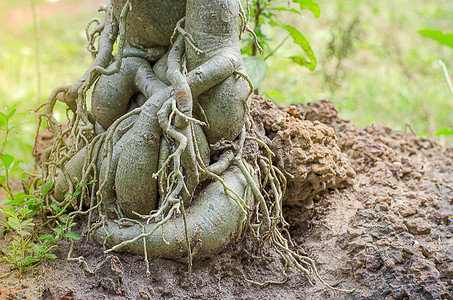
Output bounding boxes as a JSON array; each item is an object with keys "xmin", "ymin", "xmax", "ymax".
[
  {"xmin": 58, "ymin": 214, "xmax": 68, "ymax": 223},
  {"xmin": 244, "ymin": 56, "xmax": 267, "ymax": 89},
  {"xmin": 6, "ymin": 109, "xmax": 16, "ymax": 120},
  {"xmin": 418, "ymin": 29, "xmax": 453, "ymax": 49},
  {"xmin": 32, "ymin": 243, "xmax": 44, "ymax": 254},
  {"xmin": 0, "ymin": 114, "xmax": 7, "ymax": 127},
  {"xmin": 53, "ymin": 227, "xmax": 63, "ymax": 236},
  {"xmin": 21, "ymin": 219, "xmax": 35, "ymax": 228},
  {"xmin": 50, "ymin": 202, "xmax": 59, "ymax": 213},
  {"xmin": 1, "ymin": 154, "xmax": 14, "ymax": 169},
  {"xmin": 73, "ymin": 185, "xmax": 82, "ymax": 197},
  {"xmin": 18, "ymin": 230, "xmax": 30, "ymax": 236},
  {"xmin": 270, "ymin": 7, "xmax": 301, "ymax": 15},
  {"xmin": 23, "ymin": 256, "xmax": 40, "ymax": 266},
  {"xmin": 283, "ymin": 25, "xmax": 317, "ymax": 70},
  {"xmin": 44, "ymin": 253, "xmax": 57, "ymax": 259},
  {"xmin": 64, "ymin": 232, "xmax": 81, "ymax": 240},
  {"xmin": 19, "ymin": 162, "xmax": 34, "ymax": 174},
  {"xmin": 293, "ymin": 0, "xmax": 321, "ymax": 18},
  {"xmin": 41, "ymin": 182, "xmax": 53, "ymax": 197},
  {"xmin": 4, "ymin": 194, "xmax": 28, "ymax": 207},
  {"xmin": 12, "ymin": 236, "xmax": 21, "ymax": 244},
  {"xmin": 268, "ymin": 19, "xmax": 280, "ymax": 27},
  {"xmin": 7, "ymin": 217, "xmax": 21, "ymax": 231},
  {"xmin": 38, "ymin": 234, "xmax": 55, "ymax": 241},
  {"xmin": 19, "ymin": 206, "xmax": 30, "ymax": 217},
  {"xmin": 436, "ymin": 127, "xmax": 453, "ymax": 136}
]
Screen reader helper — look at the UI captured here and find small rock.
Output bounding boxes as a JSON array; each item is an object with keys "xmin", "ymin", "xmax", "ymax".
[
  {"xmin": 365, "ymin": 252, "xmax": 382, "ymax": 272},
  {"xmin": 383, "ymin": 257, "xmax": 396, "ymax": 268},
  {"xmin": 398, "ymin": 206, "xmax": 416, "ymax": 217},
  {"xmin": 41, "ymin": 286, "xmax": 75, "ymax": 300},
  {"xmin": 389, "ymin": 250, "xmax": 404, "ymax": 264},
  {"xmin": 381, "ymin": 214, "xmax": 397, "ymax": 223},
  {"xmin": 95, "ymin": 255, "xmax": 124, "ymax": 295},
  {"xmin": 336, "ymin": 233, "xmax": 348, "ymax": 248},
  {"xmin": 347, "ymin": 235, "xmax": 374, "ymax": 253},
  {"xmin": 447, "ymin": 225, "xmax": 453, "ymax": 233},
  {"xmin": 139, "ymin": 290, "xmax": 152, "ymax": 300},
  {"xmin": 371, "ymin": 169, "xmax": 398, "ymax": 188},
  {"xmin": 346, "ymin": 228, "xmax": 363, "ymax": 240},
  {"xmin": 437, "ymin": 262, "xmax": 453, "ymax": 279},
  {"xmin": 407, "ymin": 171, "xmax": 422, "ymax": 180},
  {"xmin": 423, "ymin": 283, "xmax": 449, "ymax": 299},
  {"xmin": 375, "ymin": 203, "xmax": 389, "ymax": 212},
  {"xmin": 351, "ymin": 251, "xmax": 367, "ymax": 270},
  {"xmin": 391, "ymin": 287, "xmax": 409, "ymax": 299},
  {"xmin": 442, "ymin": 248, "xmax": 453, "ymax": 262},
  {"xmin": 405, "ymin": 179, "xmax": 419, "ymax": 189},
  {"xmin": 389, "ymin": 161, "xmax": 403, "ymax": 177},
  {"xmin": 405, "ymin": 219, "xmax": 431, "ymax": 235},
  {"xmin": 393, "ymin": 222, "xmax": 408, "ymax": 233},
  {"xmin": 402, "ymin": 246, "xmax": 415, "ymax": 256},
  {"xmin": 419, "ymin": 244, "xmax": 436, "ymax": 259}
]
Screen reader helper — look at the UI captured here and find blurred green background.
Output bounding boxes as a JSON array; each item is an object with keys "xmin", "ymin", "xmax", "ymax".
[{"xmin": 1, "ymin": 0, "xmax": 452, "ymax": 165}]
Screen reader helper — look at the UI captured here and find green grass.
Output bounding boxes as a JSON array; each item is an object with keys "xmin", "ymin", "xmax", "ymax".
[{"xmin": 0, "ymin": 0, "xmax": 452, "ymax": 166}]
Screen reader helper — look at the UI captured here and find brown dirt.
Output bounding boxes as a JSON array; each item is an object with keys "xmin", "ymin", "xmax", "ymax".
[{"xmin": 1, "ymin": 96, "xmax": 452, "ymax": 299}]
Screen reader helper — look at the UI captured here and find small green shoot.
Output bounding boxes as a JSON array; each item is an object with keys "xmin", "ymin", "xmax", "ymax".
[{"xmin": 0, "ymin": 109, "xmax": 84, "ymax": 277}]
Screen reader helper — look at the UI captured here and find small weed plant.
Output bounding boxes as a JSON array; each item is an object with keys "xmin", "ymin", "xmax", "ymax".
[{"xmin": 0, "ymin": 109, "xmax": 81, "ymax": 278}]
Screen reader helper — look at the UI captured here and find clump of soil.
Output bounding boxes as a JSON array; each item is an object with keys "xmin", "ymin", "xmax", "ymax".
[
  {"xmin": 250, "ymin": 95, "xmax": 355, "ymax": 208},
  {"xmin": 1, "ymin": 97, "xmax": 452, "ymax": 299}
]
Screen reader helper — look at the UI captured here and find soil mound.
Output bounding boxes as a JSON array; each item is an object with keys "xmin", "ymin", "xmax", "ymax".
[
  {"xmin": 250, "ymin": 96, "xmax": 355, "ymax": 208},
  {"xmin": 297, "ymin": 99, "xmax": 453, "ymax": 299}
]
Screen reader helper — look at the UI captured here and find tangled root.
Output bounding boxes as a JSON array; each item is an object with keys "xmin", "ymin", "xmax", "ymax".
[{"xmin": 32, "ymin": 1, "xmax": 355, "ymax": 294}]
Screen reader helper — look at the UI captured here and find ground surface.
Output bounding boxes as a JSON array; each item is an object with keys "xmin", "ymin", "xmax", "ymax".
[{"xmin": 1, "ymin": 97, "xmax": 452, "ymax": 300}]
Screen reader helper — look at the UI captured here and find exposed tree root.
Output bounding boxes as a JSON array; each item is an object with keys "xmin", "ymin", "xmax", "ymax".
[{"xmin": 33, "ymin": 0, "xmax": 355, "ymax": 294}]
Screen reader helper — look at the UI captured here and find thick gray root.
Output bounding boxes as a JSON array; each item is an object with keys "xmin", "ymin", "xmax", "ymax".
[
  {"xmin": 99, "ymin": 114, "xmax": 138, "ymax": 218},
  {"xmin": 54, "ymin": 147, "xmax": 88, "ymax": 202},
  {"xmin": 111, "ymin": 48, "xmax": 245, "ymax": 217},
  {"xmin": 178, "ymin": 125, "xmax": 199, "ymax": 204},
  {"xmin": 112, "ymin": 86, "xmax": 174, "ymax": 218},
  {"xmin": 92, "ymin": 57, "xmax": 166, "ymax": 129},
  {"xmin": 91, "ymin": 57, "xmax": 140, "ymax": 128},
  {"xmin": 152, "ymin": 50, "xmax": 171, "ymax": 85},
  {"xmin": 92, "ymin": 166, "xmax": 250, "ymax": 259},
  {"xmin": 112, "ymin": 0, "xmax": 186, "ymax": 48},
  {"xmin": 115, "ymin": 101, "xmax": 164, "ymax": 218},
  {"xmin": 184, "ymin": 0, "xmax": 250, "ymax": 144},
  {"xmin": 195, "ymin": 68, "xmax": 250, "ymax": 143},
  {"xmin": 58, "ymin": 3, "xmax": 118, "ymax": 112}
]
